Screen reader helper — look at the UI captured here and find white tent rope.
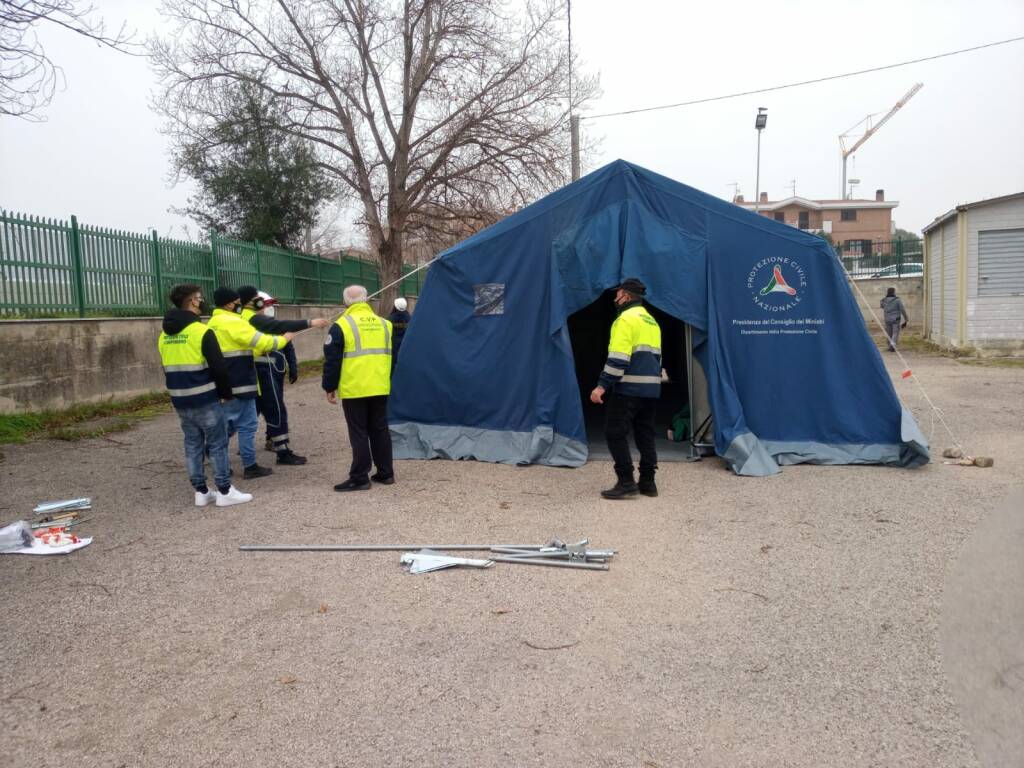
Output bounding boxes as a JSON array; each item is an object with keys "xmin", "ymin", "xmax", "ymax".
[
  {"xmin": 293, "ymin": 255, "xmax": 439, "ymax": 336},
  {"xmin": 842, "ymin": 264, "xmax": 966, "ymax": 454}
]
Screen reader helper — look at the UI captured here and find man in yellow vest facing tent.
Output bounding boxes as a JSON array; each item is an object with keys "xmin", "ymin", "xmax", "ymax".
[
  {"xmin": 322, "ymin": 284, "xmax": 395, "ymax": 491},
  {"xmin": 208, "ymin": 287, "xmax": 296, "ymax": 480},
  {"xmin": 590, "ymin": 277, "xmax": 662, "ymax": 500},
  {"xmin": 157, "ymin": 284, "xmax": 252, "ymax": 507}
]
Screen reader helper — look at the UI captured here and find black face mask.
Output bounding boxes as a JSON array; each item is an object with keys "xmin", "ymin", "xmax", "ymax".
[{"xmin": 197, "ymin": 300, "xmax": 211, "ymax": 315}]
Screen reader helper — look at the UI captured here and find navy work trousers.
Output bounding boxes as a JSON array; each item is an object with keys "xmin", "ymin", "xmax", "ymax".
[{"xmin": 255, "ymin": 362, "xmax": 290, "ymax": 451}]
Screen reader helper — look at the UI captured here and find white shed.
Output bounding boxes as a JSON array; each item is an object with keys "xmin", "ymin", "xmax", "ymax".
[{"xmin": 923, "ymin": 192, "xmax": 1024, "ymax": 355}]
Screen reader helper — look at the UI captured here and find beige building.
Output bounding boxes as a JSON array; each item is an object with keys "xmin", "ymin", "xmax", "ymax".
[
  {"xmin": 922, "ymin": 191, "xmax": 1024, "ymax": 355},
  {"xmin": 735, "ymin": 190, "xmax": 897, "ymax": 252}
]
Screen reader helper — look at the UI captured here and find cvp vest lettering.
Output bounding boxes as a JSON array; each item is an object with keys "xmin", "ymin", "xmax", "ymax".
[
  {"xmin": 335, "ymin": 303, "xmax": 392, "ymax": 398},
  {"xmin": 158, "ymin": 322, "xmax": 218, "ymax": 408}
]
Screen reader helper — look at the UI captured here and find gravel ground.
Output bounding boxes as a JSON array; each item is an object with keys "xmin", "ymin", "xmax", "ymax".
[{"xmin": 1, "ymin": 352, "xmax": 1021, "ymax": 768}]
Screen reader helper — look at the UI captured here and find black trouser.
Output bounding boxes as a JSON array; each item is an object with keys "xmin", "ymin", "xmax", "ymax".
[
  {"xmin": 255, "ymin": 363, "xmax": 290, "ymax": 451},
  {"xmin": 604, "ymin": 394, "xmax": 658, "ymax": 482},
  {"xmin": 341, "ymin": 395, "xmax": 393, "ymax": 483}
]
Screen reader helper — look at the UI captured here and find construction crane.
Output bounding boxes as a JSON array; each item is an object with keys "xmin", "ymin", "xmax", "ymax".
[{"xmin": 839, "ymin": 83, "xmax": 923, "ymax": 198}]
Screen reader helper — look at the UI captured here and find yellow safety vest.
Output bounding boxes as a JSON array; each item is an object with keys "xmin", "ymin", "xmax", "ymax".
[
  {"xmin": 208, "ymin": 308, "xmax": 282, "ymax": 398},
  {"xmin": 241, "ymin": 307, "xmax": 276, "ymax": 367},
  {"xmin": 336, "ymin": 303, "xmax": 392, "ymax": 399},
  {"xmin": 158, "ymin": 319, "xmax": 218, "ymax": 408}
]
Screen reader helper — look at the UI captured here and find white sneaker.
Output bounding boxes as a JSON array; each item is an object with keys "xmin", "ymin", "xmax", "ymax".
[
  {"xmin": 216, "ymin": 485, "xmax": 253, "ymax": 507},
  {"xmin": 194, "ymin": 490, "xmax": 216, "ymax": 507}
]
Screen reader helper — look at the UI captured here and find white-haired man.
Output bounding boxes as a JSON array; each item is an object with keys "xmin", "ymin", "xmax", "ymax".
[{"xmin": 322, "ymin": 285, "xmax": 395, "ymax": 491}]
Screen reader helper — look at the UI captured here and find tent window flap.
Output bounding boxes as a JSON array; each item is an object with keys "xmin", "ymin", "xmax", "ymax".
[{"xmin": 474, "ymin": 283, "xmax": 505, "ymax": 316}]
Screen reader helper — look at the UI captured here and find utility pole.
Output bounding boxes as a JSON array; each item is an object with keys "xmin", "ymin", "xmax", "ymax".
[
  {"xmin": 839, "ymin": 83, "xmax": 922, "ymax": 198},
  {"xmin": 754, "ymin": 108, "xmax": 767, "ymax": 214},
  {"xmin": 568, "ymin": 0, "xmax": 580, "ymax": 181},
  {"xmin": 571, "ymin": 116, "xmax": 580, "ymax": 181}
]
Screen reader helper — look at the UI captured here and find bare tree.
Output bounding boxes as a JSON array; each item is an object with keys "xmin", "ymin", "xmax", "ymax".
[
  {"xmin": 152, "ymin": 0, "xmax": 598, "ymax": 306},
  {"xmin": 0, "ymin": 1, "xmax": 137, "ymax": 119}
]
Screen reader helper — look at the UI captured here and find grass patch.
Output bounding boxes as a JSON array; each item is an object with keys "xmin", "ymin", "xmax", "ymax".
[
  {"xmin": 869, "ymin": 331, "xmax": 973, "ymax": 358},
  {"xmin": 0, "ymin": 392, "xmax": 172, "ymax": 444},
  {"xmin": 296, "ymin": 358, "xmax": 324, "ymax": 377}
]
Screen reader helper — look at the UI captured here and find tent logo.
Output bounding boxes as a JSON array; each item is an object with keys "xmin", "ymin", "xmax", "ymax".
[
  {"xmin": 758, "ymin": 265, "xmax": 797, "ymax": 297},
  {"xmin": 747, "ymin": 257, "xmax": 807, "ymax": 312}
]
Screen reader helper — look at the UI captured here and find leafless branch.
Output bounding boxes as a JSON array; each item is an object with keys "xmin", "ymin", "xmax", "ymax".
[
  {"xmin": 1, "ymin": 1, "xmax": 140, "ymax": 119},
  {"xmin": 151, "ymin": 0, "xmax": 599, "ymax": 305}
]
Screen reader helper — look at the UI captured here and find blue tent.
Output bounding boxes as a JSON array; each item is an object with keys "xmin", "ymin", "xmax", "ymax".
[{"xmin": 389, "ymin": 160, "xmax": 929, "ymax": 476}]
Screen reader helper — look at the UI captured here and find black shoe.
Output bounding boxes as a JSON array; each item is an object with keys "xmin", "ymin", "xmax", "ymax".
[
  {"xmin": 243, "ymin": 463, "xmax": 274, "ymax": 479},
  {"xmin": 600, "ymin": 481, "xmax": 639, "ymax": 500},
  {"xmin": 334, "ymin": 479, "xmax": 371, "ymax": 492},
  {"xmin": 276, "ymin": 450, "xmax": 307, "ymax": 466},
  {"xmin": 370, "ymin": 472, "xmax": 395, "ymax": 485},
  {"xmin": 264, "ymin": 438, "xmax": 274, "ymax": 451},
  {"xmin": 638, "ymin": 477, "xmax": 658, "ymax": 497}
]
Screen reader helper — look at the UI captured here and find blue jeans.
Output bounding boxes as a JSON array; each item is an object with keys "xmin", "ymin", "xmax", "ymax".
[
  {"xmin": 222, "ymin": 397, "xmax": 259, "ymax": 467},
  {"xmin": 177, "ymin": 402, "xmax": 231, "ymax": 492}
]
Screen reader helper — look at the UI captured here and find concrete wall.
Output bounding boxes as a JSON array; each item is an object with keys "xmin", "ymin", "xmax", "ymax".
[
  {"xmin": 0, "ymin": 304, "xmax": 345, "ymax": 414},
  {"xmin": 848, "ymin": 276, "xmax": 923, "ymax": 331}
]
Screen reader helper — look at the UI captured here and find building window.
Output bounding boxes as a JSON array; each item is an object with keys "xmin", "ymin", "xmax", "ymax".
[
  {"xmin": 841, "ymin": 209, "xmax": 857, "ymax": 222},
  {"xmin": 774, "ymin": 212, "xmax": 785, "ymax": 222},
  {"xmin": 798, "ymin": 211, "xmax": 809, "ymax": 229}
]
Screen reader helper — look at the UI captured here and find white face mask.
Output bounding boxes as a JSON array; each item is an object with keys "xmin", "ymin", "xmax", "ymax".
[{"xmin": 264, "ymin": 305, "xmax": 276, "ymax": 318}]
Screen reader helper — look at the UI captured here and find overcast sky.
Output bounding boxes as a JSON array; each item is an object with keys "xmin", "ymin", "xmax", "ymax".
[{"xmin": 1, "ymin": 0, "xmax": 1022, "ymax": 241}]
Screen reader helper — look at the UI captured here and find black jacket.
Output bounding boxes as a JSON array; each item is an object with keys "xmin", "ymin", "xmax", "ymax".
[
  {"xmin": 249, "ymin": 314, "xmax": 311, "ymax": 334},
  {"xmin": 322, "ymin": 323, "xmax": 344, "ymax": 393},
  {"xmin": 387, "ymin": 309, "xmax": 411, "ymax": 353},
  {"xmin": 161, "ymin": 309, "xmax": 233, "ymax": 400}
]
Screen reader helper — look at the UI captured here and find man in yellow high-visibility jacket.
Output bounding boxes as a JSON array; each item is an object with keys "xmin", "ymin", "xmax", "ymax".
[
  {"xmin": 590, "ymin": 278, "xmax": 662, "ymax": 500},
  {"xmin": 157, "ymin": 284, "xmax": 253, "ymax": 508},
  {"xmin": 322, "ymin": 284, "xmax": 394, "ymax": 491},
  {"xmin": 208, "ymin": 287, "xmax": 296, "ymax": 480}
]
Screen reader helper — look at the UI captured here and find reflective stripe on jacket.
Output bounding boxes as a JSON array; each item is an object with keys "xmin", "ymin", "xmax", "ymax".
[
  {"xmin": 598, "ymin": 303, "xmax": 662, "ymax": 398},
  {"xmin": 208, "ymin": 308, "xmax": 284, "ymax": 399},
  {"xmin": 242, "ymin": 307, "xmax": 280, "ymax": 367},
  {"xmin": 158, "ymin": 321, "xmax": 219, "ymax": 409},
  {"xmin": 335, "ymin": 303, "xmax": 392, "ymax": 399}
]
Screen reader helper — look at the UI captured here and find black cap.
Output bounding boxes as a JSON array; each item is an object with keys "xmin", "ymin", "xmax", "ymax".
[
  {"xmin": 618, "ymin": 277, "xmax": 647, "ymax": 296},
  {"xmin": 237, "ymin": 285, "xmax": 260, "ymax": 306},
  {"xmin": 213, "ymin": 287, "xmax": 240, "ymax": 307}
]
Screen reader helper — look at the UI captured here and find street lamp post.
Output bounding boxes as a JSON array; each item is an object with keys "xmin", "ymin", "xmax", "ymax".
[{"xmin": 754, "ymin": 107, "xmax": 767, "ymax": 215}]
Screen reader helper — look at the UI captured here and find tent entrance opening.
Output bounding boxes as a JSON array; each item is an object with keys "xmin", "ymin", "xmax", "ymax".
[{"xmin": 566, "ymin": 290, "xmax": 695, "ymax": 462}]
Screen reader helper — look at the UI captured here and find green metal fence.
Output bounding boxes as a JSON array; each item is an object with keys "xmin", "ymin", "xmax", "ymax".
[
  {"xmin": 0, "ymin": 209, "xmax": 427, "ymax": 318},
  {"xmin": 836, "ymin": 237, "xmax": 924, "ymax": 280}
]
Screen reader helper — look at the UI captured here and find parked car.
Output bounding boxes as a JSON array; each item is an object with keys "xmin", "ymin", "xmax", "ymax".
[{"xmin": 869, "ymin": 262, "xmax": 923, "ymax": 279}]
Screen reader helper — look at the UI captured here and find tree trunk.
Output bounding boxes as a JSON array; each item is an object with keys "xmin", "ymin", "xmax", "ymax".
[{"xmin": 376, "ymin": 235, "xmax": 404, "ymax": 316}]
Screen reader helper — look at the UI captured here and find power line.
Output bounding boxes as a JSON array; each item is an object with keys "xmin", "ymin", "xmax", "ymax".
[{"xmin": 584, "ymin": 35, "xmax": 1024, "ymax": 121}]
